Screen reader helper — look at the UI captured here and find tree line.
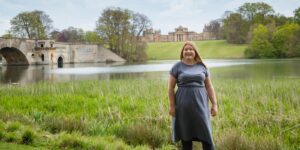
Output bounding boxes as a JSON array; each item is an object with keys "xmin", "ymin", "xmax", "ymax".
[
  {"xmin": 220, "ymin": 2, "xmax": 300, "ymax": 58},
  {"xmin": 2, "ymin": 7, "xmax": 151, "ymax": 62},
  {"xmin": 2, "ymin": 3, "xmax": 300, "ymax": 59}
]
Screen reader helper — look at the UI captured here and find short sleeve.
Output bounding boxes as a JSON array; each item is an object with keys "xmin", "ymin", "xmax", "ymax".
[
  {"xmin": 170, "ymin": 62, "xmax": 180, "ymax": 79},
  {"xmin": 205, "ymin": 68, "xmax": 210, "ymax": 77}
]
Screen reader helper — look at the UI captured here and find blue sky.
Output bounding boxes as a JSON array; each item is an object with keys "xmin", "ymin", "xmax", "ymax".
[{"xmin": 0, "ymin": 0, "xmax": 299, "ymax": 36}]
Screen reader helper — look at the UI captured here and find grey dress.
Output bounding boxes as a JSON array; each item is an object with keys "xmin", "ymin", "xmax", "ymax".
[{"xmin": 170, "ymin": 61, "xmax": 213, "ymax": 145}]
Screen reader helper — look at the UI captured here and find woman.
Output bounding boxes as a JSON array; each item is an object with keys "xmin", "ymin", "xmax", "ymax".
[{"xmin": 168, "ymin": 41, "xmax": 217, "ymax": 150}]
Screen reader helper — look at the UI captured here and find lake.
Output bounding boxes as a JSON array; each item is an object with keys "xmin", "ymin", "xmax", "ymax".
[{"xmin": 0, "ymin": 58, "xmax": 300, "ymax": 85}]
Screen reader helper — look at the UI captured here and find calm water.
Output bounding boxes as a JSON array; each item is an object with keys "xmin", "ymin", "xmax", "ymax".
[{"xmin": 0, "ymin": 59, "xmax": 300, "ymax": 85}]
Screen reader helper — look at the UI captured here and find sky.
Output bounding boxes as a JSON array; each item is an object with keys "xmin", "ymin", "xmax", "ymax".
[{"xmin": 0, "ymin": 0, "xmax": 300, "ymax": 36}]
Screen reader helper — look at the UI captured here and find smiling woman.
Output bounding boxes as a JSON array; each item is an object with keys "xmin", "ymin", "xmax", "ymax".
[{"xmin": 168, "ymin": 41, "xmax": 217, "ymax": 150}]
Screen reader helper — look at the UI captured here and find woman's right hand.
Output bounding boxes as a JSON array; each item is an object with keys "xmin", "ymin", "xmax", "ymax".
[{"xmin": 169, "ymin": 106, "xmax": 175, "ymax": 117}]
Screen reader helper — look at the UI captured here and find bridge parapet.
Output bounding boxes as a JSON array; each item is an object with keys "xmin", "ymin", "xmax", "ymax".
[
  {"xmin": 0, "ymin": 38, "xmax": 125, "ymax": 66},
  {"xmin": 35, "ymin": 40, "xmax": 55, "ymax": 48},
  {"xmin": 34, "ymin": 47, "xmax": 56, "ymax": 51}
]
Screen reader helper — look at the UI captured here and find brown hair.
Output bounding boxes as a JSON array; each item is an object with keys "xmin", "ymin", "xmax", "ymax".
[{"xmin": 180, "ymin": 41, "xmax": 207, "ymax": 68}]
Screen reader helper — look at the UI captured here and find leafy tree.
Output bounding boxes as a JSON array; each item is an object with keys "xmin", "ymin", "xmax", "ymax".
[
  {"xmin": 1, "ymin": 31, "xmax": 14, "ymax": 39},
  {"xmin": 223, "ymin": 13, "xmax": 249, "ymax": 44},
  {"xmin": 128, "ymin": 12, "xmax": 151, "ymax": 60},
  {"xmin": 207, "ymin": 20, "xmax": 222, "ymax": 39},
  {"xmin": 130, "ymin": 12, "xmax": 152, "ymax": 39},
  {"xmin": 288, "ymin": 27, "xmax": 300, "ymax": 57},
  {"xmin": 32, "ymin": 10, "xmax": 53, "ymax": 38},
  {"xmin": 245, "ymin": 24, "xmax": 275, "ymax": 58},
  {"xmin": 96, "ymin": 7, "xmax": 151, "ymax": 61},
  {"xmin": 10, "ymin": 12, "xmax": 33, "ymax": 38},
  {"xmin": 222, "ymin": 2, "xmax": 276, "ymax": 44},
  {"xmin": 272, "ymin": 23, "xmax": 300, "ymax": 57},
  {"xmin": 10, "ymin": 10, "xmax": 52, "ymax": 39},
  {"xmin": 271, "ymin": 14, "xmax": 291, "ymax": 27},
  {"xmin": 294, "ymin": 6, "xmax": 300, "ymax": 24},
  {"xmin": 84, "ymin": 31, "xmax": 103, "ymax": 44},
  {"xmin": 238, "ymin": 2, "xmax": 274, "ymax": 21},
  {"xmin": 56, "ymin": 27, "xmax": 85, "ymax": 43},
  {"xmin": 50, "ymin": 30, "xmax": 61, "ymax": 41},
  {"xmin": 96, "ymin": 7, "xmax": 131, "ymax": 54}
]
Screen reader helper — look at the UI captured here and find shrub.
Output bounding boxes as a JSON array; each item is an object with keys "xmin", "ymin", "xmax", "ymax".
[
  {"xmin": 21, "ymin": 129, "xmax": 35, "ymax": 145},
  {"xmin": 5, "ymin": 132, "xmax": 18, "ymax": 143},
  {"xmin": 215, "ymin": 131, "xmax": 283, "ymax": 150},
  {"xmin": 43, "ymin": 116, "xmax": 88, "ymax": 134},
  {"xmin": 6, "ymin": 122, "xmax": 21, "ymax": 132},
  {"xmin": 117, "ymin": 123, "xmax": 167, "ymax": 148},
  {"xmin": 0, "ymin": 131, "xmax": 4, "ymax": 141},
  {"xmin": 59, "ymin": 134, "xmax": 85, "ymax": 149}
]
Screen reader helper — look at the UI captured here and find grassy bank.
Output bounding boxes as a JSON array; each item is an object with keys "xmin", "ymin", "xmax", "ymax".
[
  {"xmin": 0, "ymin": 79, "xmax": 299, "ymax": 149},
  {"xmin": 146, "ymin": 40, "xmax": 248, "ymax": 60}
]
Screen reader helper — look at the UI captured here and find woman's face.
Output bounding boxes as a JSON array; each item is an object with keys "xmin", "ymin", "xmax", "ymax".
[{"xmin": 182, "ymin": 44, "xmax": 196, "ymax": 60}]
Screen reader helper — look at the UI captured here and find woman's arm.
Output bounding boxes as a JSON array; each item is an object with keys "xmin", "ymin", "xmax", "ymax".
[
  {"xmin": 168, "ymin": 75, "xmax": 176, "ymax": 117},
  {"xmin": 205, "ymin": 77, "xmax": 218, "ymax": 117}
]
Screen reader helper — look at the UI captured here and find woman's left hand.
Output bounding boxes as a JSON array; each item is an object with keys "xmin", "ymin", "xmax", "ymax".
[{"xmin": 211, "ymin": 104, "xmax": 217, "ymax": 117}]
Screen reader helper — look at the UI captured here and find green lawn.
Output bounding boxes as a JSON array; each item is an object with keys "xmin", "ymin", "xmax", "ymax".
[{"xmin": 146, "ymin": 40, "xmax": 248, "ymax": 60}]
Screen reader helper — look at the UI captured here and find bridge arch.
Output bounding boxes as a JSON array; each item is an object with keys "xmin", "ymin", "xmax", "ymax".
[
  {"xmin": 0, "ymin": 47, "xmax": 29, "ymax": 65},
  {"xmin": 57, "ymin": 56, "xmax": 64, "ymax": 68}
]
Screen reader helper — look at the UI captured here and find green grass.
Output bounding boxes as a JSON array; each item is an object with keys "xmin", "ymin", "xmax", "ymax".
[
  {"xmin": 0, "ymin": 142, "xmax": 46, "ymax": 150},
  {"xmin": 146, "ymin": 40, "xmax": 248, "ymax": 60},
  {"xmin": 0, "ymin": 78, "xmax": 299, "ymax": 149}
]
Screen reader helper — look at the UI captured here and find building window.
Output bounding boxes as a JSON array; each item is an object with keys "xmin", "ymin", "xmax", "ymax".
[
  {"xmin": 41, "ymin": 44, "xmax": 44, "ymax": 48},
  {"xmin": 41, "ymin": 54, "xmax": 44, "ymax": 61}
]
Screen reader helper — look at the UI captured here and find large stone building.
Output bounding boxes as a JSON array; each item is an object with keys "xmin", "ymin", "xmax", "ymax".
[{"xmin": 142, "ymin": 25, "xmax": 217, "ymax": 42}]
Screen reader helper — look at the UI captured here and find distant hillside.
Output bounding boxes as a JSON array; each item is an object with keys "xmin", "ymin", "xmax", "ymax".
[{"xmin": 146, "ymin": 40, "xmax": 248, "ymax": 60}]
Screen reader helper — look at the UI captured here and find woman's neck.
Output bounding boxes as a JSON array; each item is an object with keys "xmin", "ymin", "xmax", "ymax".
[{"xmin": 182, "ymin": 59, "xmax": 196, "ymax": 65}]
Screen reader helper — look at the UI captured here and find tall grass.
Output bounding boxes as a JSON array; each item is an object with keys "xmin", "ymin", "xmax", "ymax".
[{"xmin": 0, "ymin": 78, "xmax": 299, "ymax": 149}]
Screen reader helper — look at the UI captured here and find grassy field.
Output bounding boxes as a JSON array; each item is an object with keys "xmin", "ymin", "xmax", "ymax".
[
  {"xmin": 0, "ymin": 79, "xmax": 299, "ymax": 149},
  {"xmin": 146, "ymin": 40, "xmax": 248, "ymax": 60}
]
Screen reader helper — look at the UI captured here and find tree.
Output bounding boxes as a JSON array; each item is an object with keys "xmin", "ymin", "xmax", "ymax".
[
  {"xmin": 272, "ymin": 23, "xmax": 300, "ymax": 57},
  {"xmin": 10, "ymin": 10, "xmax": 53, "ymax": 39},
  {"xmin": 221, "ymin": 2, "xmax": 278, "ymax": 44},
  {"xmin": 271, "ymin": 14, "xmax": 290, "ymax": 27},
  {"xmin": 1, "ymin": 34, "xmax": 13, "ymax": 39},
  {"xmin": 128, "ymin": 12, "xmax": 151, "ymax": 60},
  {"xmin": 56, "ymin": 27, "xmax": 85, "ymax": 43},
  {"xmin": 288, "ymin": 27, "xmax": 300, "ymax": 57},
  {"xmin": 223, "ymin": 13, "xmax": 249, "ymax": 44},
  {"xmin": 294, "ymin": 6, "xmax": 300, "ymax": 24},
  {"xmin": 84, "ymin": 31, "xmax": 103, "ymax": 44},
  {"xmin": 96, "ymin": 7, "xmax": 152, "ymax": 61},
  {"xmin": 238, "ymin": 2, "xmax": 274, "ymax": 21},
  {"xmin": 96, "ymin": 7, "xmax": 131, "ymax": 54},
  {"xmin": 245, "ymin": 24, "xmax": 275, "ymax": 58},
  {"xmin": 130, "ymin": 12, "xmax": 151, "ymax": 39},
  {"xmin": 50, "ymin": 30, "xmax": 60, "ymax": 41},
  {"xmin": 1, "ymin": 31, "xmax": 14, "ymax": 39},
  {"xmin": 208, "ymin": 20, "xmax": 221, "ymax": 39},
  {"xmin": 32, "ymin": 10, "xmax": 53, "ymax": 38}
]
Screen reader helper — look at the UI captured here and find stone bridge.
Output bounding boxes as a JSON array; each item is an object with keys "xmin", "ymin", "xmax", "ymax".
[{"xmin": 0, "ymin": 38, "xmax": 125, "ymax": 66}]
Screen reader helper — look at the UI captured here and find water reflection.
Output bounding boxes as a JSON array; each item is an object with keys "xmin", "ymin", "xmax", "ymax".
[
  {"xmin": 210, "ymin": 59, "xmax": 300, "ymax": 79},
  {"xmin": 0, "ymin": 59, "xmax": 300, "ymax": 85},
  {"xmin": 1, "ymin": 65, "xmax": 29, "ymax": 83}
]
